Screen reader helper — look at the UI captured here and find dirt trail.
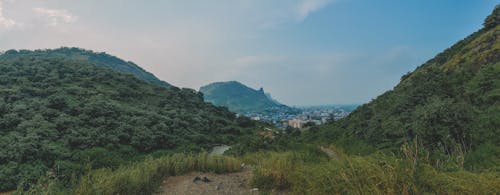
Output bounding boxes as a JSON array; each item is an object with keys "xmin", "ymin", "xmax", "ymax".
[
  {"xmin": 320, "ymin": 146, "xmax": 340, "ymax": 160},
  {"xmin": 156, "ymin": 170, "xmax": 258, "ymax": 195}
]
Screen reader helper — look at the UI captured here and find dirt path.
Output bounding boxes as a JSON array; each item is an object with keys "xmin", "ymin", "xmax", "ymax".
[
  {"xmin": 156, "ymin": 170, "xmax": 258, "ymax": 195},
  {"xmin": 209, "ymin": 145, "xmax": 231, "ymax": 156},
  {"xmin": 320, "ymin": 146, "xmax": 340, "ymax": 160}
]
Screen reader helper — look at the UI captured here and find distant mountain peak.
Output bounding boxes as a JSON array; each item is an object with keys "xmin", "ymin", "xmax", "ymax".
[{"xmin": 199, "ymin": 81, "xmax": 288, "ymax": 113}]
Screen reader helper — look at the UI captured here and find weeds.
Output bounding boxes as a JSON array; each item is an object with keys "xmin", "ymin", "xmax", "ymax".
[
  {"xmin": 18, "ymin": 153, "xmax": 241, "ymax": 195},
  {"xmin": 248, "ymin": 144, "xmax": 500, "ymax": 194}
]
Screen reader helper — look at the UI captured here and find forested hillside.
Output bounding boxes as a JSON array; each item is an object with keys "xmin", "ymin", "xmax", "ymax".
[
  {"xmin": 0, "ymin": 51, "xmax": 253, "ymax": 191},
  {"xmin": 3, "ymin": 5, "xmax": 500, "ymax": 195},
  {"xmin": 200, "ymin": 81, "xmax": 291, "ymax": 113},
  {"xmin": 307, "ymin": 5, "xmax": 500, "ymax": 170},
  {"xmin": 1, "ymin": 48, "xmax": 171, "ymax": 87}
]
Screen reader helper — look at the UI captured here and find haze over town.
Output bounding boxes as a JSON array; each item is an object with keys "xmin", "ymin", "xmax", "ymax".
[{"xmin": 0, "ymin": 0, "xmax": 497, "ymax": 105}]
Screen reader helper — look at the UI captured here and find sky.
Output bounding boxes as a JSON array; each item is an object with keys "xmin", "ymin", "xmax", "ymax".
[{"xmin": 0, "ymin": 0, "xmax": 498, "ymax": 105}]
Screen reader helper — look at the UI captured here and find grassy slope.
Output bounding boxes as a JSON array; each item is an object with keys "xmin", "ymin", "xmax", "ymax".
[
  {"xmin": 303, "ymin": 6, "xmax": 500, "ymax": 169},
  {"xmin": 239, "ymin": 6, "xmax": 500, "ymax": 194},
  {"xmin": 20, "ymin": 153, "xmax": 242, "ymax": 195},
  {"xmin": 246, "ymin": 145, "xmax": 500, "ymax": 194},
  {"xmin": 33, "ymin": 144, "xmax": 498, "ymax": 194}
]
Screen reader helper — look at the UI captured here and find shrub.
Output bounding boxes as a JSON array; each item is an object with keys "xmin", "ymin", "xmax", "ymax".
[
  {"xmin": 248, "ymin": 145, "xmax": 500, "ymax": 194},
  {"xmin": 18, "ymin": 153, "xmax": 242, "ymax": 195}
]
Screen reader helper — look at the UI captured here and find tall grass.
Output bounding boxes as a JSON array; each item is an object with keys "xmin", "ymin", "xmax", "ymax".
[
  {"xmin": 19, "ymin": 153, "xmax": 242, "ymax": 195},
  {"xmin": 17, "ymin": 145, "xmax": 500, "ymax": 194},
  {"xmin": 248, "ymin": 145, "xmax": 500, "ymax": 194},
  {"xmin": 244, "ymin": 146, "xmax": 330, "ymax": 190}
]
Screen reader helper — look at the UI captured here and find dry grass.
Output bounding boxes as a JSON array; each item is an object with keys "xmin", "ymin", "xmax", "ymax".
[
  {"xmin": 247, "ymin": 145, "xmax": 500, "ymax": 194},
  {"xmin": 19, "ymin": 153, "xmax": 242, "ymax": 195}
]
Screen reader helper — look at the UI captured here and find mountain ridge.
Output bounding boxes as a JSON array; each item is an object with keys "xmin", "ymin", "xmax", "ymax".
[
  {"xmin": 1, "ymin": 47, "xmax": 171, "ymax": 87},
  {"xmin": 308, "ymin": 6, "xmax": 499, "ymax": 169},
  {"xmin": 199, "ymin": 81, "xmax": 291, "ymax": 113}
]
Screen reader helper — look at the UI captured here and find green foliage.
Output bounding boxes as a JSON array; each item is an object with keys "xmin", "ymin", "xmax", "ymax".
[
  {"xmin": 310, "ymin": 7, "xmax": 500, "ymax": 171},
  {"xmin": 464, "ymin": 143, "xmax": 500, "ymax": 171},
  {"xmin": 332, "ymin": 137, "xmax": 377, "ymax": 155},
  {"xmin": 199, "ymin": 81, "xmax": 296, "ymax": 113},
  {"xmin": 4, "ymin": 6, "xmax": 500, "ymax": 194},
  {"xmin": 73, "ymin": 153, "xmax": 241, "ymax": 195},
  {"xmin": 235, "ymin": 116, "xmax": 256, "ymax": 128},
  {"xmin": 484, "ymin": 5, "xmax": 500, "ymax": 29},
  {"xmin": 245, "ymin": 147, "xmax": 329, "ymax": 190},
  {"xmin": 2, "ymin": 47, "xmax": 171, "ymax": 87},
  {"xmin": 0, "ymin": 50, "xmax": 253, "ymax": 191},
  {"xmin": 226, "ymin": 135, "xmax": 272, "ymax": 156},
  {"xmin": 18, "ymin": 153, "xmax": 242, "ymax": 195},
  {"xmin": 72, "ymin": 147, "xmax": 128, "ymax": 169},
  {"xmin": 248, "ymin": 145, "xmax": 500, "ymax": 194}
]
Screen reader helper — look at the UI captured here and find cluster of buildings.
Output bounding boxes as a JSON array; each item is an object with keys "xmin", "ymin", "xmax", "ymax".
[{"xmin": 244, "ymin": 106, "xmax": 351, "ymax": 129}]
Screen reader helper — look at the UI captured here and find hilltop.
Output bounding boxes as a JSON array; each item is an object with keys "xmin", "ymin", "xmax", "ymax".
[
  {"xmin": 200, "ymin": 81, "xmax": 292, "ymax": 114},
  {"xmin": 1, "ymin": 47, "xmax": 171, "ymax": 87}
]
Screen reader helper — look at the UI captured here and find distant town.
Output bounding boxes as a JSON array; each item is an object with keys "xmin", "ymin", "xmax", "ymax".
[{"xmin": 240, "ymin": 105, "xmax": 354, "ymax": 129}]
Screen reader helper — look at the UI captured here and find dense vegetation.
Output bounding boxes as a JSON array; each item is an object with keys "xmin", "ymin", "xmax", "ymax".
[
  {"xmin": 1, "ymin": 47, "xmax": 171, "ymax": 87},
  {"xmin": 0, "ymin": 51, "xmax": 255, "ymax": 191},
  {"xmin": 4, "ymin": 5, "xmax": 500, "ymax": 195},
  {"xmin": 240, "ymin": 6, "xmax": 500, "ymax": 194},
  {"xmin": 200, "ymin": 81, "xmax": 295, "ymax": 113},
  {"xmin": 301, "ymin": 5, "xmax": 500, "ymax": 171},
  {"xmin": 246, "ymin": 145, "xmax": 499, "ymax": 194},
  {"xmin": 28, "ymin": 142, "xmax": 499, "ymax": 194}
]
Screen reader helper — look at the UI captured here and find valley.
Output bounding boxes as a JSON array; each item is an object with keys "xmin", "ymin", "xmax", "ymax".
[
  {"xmin": 200, "ymin": 81, "xmax": 352, "ymax": 129},
  {"xmin": 0, "ymin": 2, "xmax": 499, "ymax": 195}
]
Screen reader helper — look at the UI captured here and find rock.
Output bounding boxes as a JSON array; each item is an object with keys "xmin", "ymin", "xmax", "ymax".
[
  {"xmin": 216, "ymin": 183, "xmax": 224, "ymax": 190},
  {"xmin": 202, "ymin": 176, "xmax": 211, "ymax": 182}
]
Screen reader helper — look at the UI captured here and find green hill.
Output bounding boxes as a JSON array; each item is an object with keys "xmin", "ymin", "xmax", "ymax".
[
  {"xmin": 308, "ymin": 6, "xmax": 499, "ymax": 169},
  {"xmin": 241, "ymin": 8, "xmax": 500, "ymax": 194},
  {"xmin": 14, "ymin": 6, "xmax": 500, "ymax": 195},
  {"xmin": 200, "ymin": 81, "xmax": 291, "ymax": 113},
  {"xmin": 1, "ymin": 47, "xmax": 171, "ymax": 87},
  {"xmin": 0, "ymin": 50, "xmax": 253, "ymax": 191},
  {"xmin": 8, "ymin": 6, "xmax": 500, "ymax": 195}
]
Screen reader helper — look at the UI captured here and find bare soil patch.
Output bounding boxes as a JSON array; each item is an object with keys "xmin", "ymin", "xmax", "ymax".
[{"xmin": 156, "ymin": 170, "xmax": 258, "ymax": 195}]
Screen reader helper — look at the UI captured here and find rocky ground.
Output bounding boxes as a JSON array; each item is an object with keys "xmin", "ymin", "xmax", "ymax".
[{"xmin": 156, "ymin": 169, "xmax": 259, "ymax": 195}]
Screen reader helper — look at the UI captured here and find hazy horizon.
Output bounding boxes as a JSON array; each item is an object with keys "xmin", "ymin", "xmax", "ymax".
[{"xmin": 1, "ymin": 0, "xmax": 498, "ymax": 105}]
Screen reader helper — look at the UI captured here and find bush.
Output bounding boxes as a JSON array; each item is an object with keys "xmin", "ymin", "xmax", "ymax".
[
  {"xmin": 19, "ymin": 153, "xmax": 242, "ymax": 195},
  {"xmin": 248, "ymin": 144, "xmax": 500, "ymax": 194}
]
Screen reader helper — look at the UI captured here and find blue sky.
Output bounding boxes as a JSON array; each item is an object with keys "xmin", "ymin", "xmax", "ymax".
[{"xmin": 0, "ymin": 0, "xmax": 498, "ymax": 105}]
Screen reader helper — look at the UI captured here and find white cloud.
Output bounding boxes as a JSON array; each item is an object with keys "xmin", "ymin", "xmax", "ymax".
[
  {"xmin": 296, "ymin": 0, "xmax": 334, "ymax": 21},
  {"xmin": 33, "ymin": 7, "xmax": 76, "ymax": 26},
  {"xmin": 0, "ymin": 0, "xmax": 16, "ymax": 29}
]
